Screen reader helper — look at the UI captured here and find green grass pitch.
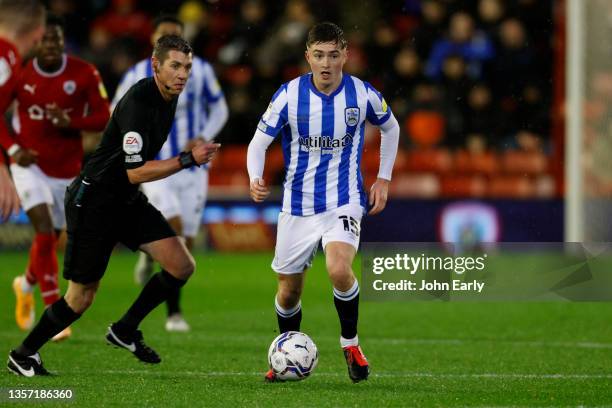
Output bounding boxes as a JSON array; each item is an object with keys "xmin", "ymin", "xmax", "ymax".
[{"xmin": 1, "ymin": 250, "xmax": 612, "ymax": 407}]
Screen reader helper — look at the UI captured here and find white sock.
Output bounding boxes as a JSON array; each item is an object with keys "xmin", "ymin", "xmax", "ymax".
[
  {"xmin": 274, "ymin": 297, "xmax": 301, "ymax": 318},
  {"xmin": 21, "ymin": 275, "xmax": 33, "ymax": 293},
  {"xmin": 333, "ymin": 280, "xmax": 359, "ymax": 301},
  {"xmin": 340, "ymin": 335, "xmax": 359, "ymax": 348}
]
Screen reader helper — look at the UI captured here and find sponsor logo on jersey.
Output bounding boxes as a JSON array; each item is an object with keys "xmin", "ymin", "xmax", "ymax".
[
  {"xmin": 125, "ymin": 154, "xmax": 142, "ymax": 163},
  {"xmin": 0, "ymin": 57, "xmax": 11, "ymax": 86},
  {"xmin": 123, "ymin": 131, "xmax": 143, "ymax": 154},
  {"xmin": 257, "ymin": 120, "xmax": 268, "ymax": 133},
  {"xmin": 23, "ymin": 84, "xmax": 36, "ymax": 94},
  {"xmin": 63, "ymin": 80, "xmax": 76, "ymax": 95},
  {"xmin": 299, "ymin": 134, "xmax": 353, "ymax": 154},
  {"xmin": 344, "ymin": 107, "xmax": 360, "ymax": 127}
]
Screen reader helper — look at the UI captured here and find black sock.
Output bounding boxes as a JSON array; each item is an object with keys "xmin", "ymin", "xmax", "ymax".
[
  {"xmin": 118, "ymin": 270, "xmax": 186, "ymax": 332},
  {"xmin": 17, "ymin": 298, "xmax": 80, "ymax": 355},
  {"xmin": 275, "ymin": 298, "xmax": 302, "ymax": 333},
  {"xmin": 166, "ymin": 287, "xmax": 181, "ymax": 316},
  {"xmin": 333, "ymin": 281, "xmax": 360, "ymax": 340}
]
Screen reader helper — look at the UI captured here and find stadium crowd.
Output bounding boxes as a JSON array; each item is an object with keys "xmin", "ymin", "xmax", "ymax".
[{"xmin": 46, "ymin": 0, "xmax": 556, "ymax": 197}]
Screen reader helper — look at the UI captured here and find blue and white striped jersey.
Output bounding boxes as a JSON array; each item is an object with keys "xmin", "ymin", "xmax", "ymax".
[
  {"xmin": 112, "ymin": 56, "xmax": 226, "ymax": 161},
  {"xmin": 258, "ymin": 73, "xmax": 394, "ymax": 216}
]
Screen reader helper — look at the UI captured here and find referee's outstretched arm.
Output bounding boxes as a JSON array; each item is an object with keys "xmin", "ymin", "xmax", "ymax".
[{"xmin": 126, "ymin": 141, "xmax": 220, "ymax": 184}]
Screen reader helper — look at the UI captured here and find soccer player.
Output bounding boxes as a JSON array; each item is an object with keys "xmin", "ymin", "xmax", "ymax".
[
  {"xmin": 247, "ymin": 22, "xmax": 399, "ymax": 383},
  {"xmin": 7, "ymin": 35, "xmax": 220, "ymax": 377},
  {"xmin": 112, "ymin": 15, "xmax": 228, "ymax": 332},
  {"xmin": 10, "ymin": 14, "xmax": 111, "ymax": 341},
  {"xmin": 0, "ymin": 0, "xmax": 46, "ymax": 221}
]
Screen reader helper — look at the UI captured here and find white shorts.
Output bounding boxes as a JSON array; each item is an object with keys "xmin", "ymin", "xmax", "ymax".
[
  {"xmin": 272, "ymin": 203, "xmax": 364, "ymax": 275},
  {"xmin": 10, "ymin": 164, "xmax": 74, "ymax": 229},
  {"xmin": 141, "ymin": 168, "xmax": 208, "ymax": 238}
]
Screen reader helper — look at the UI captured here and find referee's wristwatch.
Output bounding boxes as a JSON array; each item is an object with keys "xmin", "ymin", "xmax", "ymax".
[{"xmin": 178, "ymin": 151, "xmax": 198, "ymax": 169}]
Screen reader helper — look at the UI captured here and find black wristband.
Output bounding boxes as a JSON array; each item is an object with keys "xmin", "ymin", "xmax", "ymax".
[{"xmin": 178, "ymin": 151, "xmax": 197, "ymax": 169}]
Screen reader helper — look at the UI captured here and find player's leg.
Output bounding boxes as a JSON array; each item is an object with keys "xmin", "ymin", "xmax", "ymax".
[
  {"xmin": 108, "ymin": 235, "xmax": 193, "ymax": 363},
  {"xmin": 275, "ymin": 272, "xmax": 306, "ymax": 332},
  {"xmin": 164, "ymin": 215, "xmax": 186, "ymax": 330},
  {"xmin": 7, "ymin": 279, "xmax": 97, "ymax": 377},
  {"xmin": 47, "ymin": 176, "xmax": 75, "ymax": 341},
  {"xmin": 322, "ymin": 204, "xmax": 369, "ymax": 382},
  {"xmin": 265, "ymin": 211, "xmax": 320, "ymax": 382},
  {"xmin": 9, "ymin": 164, "xmax": 58, "ymax": 330},
  {"xmin": 135, "ymin": 178, "xmax": 178, "ymax": 285},
  {"xmin": 164, "ymin": 170, "xmax": 206, "ymax": 332},
  {"xmin": 108, "ymin": 197, "xmax": 191, "ymax": 363}
]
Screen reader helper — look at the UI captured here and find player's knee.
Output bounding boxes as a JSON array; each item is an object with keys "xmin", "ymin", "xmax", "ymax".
[
  {"xmin": 277, "ymin": 286, "xmax": 302, "ymax": 308},
  {"xmin": 327, "ymin": 257, "xmax": 352, "ymax": 281},
  {"xmin": 174, "ymin": 255, "xmax": 195, "ymax": 280},
  {"xmin": 66, "ymin": 289, "xmax": 96, "ymax": 314}
]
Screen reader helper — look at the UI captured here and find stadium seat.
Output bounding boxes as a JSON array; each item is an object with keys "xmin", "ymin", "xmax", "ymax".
[
  {"xmin": 454, "ymin": 150, "xmax": 499, "ymax": 174},
  {"xmin": 502, "ymin": 150, "xmax": 548, "ymax": 175},
  {"xmin": 440, "ymin": 175, "xmax": 486, "ymax": 197},
  {"xmin": 405, "ymin": 110, "xmax": 445, "ymax": 147},
  {"xmin": 405, "ymin": 148, "xmax": 453, "ymax": 173},
  {"xmin": 487, "ymin": 175, "xmax": 535, "ymax": 198},
  {"xmin": 389, "ymin": 173, "xmax": 440, "ymax": 198}
]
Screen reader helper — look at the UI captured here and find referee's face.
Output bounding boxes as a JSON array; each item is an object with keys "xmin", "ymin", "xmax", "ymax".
[{"xmin": 153, "ymin": 50, "xmax": 193, "ymax": 100}]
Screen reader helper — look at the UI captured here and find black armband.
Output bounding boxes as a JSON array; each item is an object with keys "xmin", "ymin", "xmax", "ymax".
[{"xmin": 178, "ymin": 151, "xmax": 198, "ymax": 169}]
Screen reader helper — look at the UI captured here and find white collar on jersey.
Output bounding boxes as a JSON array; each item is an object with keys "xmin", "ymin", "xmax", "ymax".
[{"xmin": 33, "ymin": 53, "xmax": 67, "ymax": 78}]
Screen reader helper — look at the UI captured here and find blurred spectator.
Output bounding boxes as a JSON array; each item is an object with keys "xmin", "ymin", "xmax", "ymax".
[
  {"xmin": 218, "ymin": 0, "xmax": 268, "ymax": 65},
  {"xmin": 90, "ymin": 0, "xmax": 152, "ymax": 52},
  {"xmin": 477, "ymin": 0, "xmax": 506, "ymax": 37},
  {"xmin": 366, "ymin": 21, "xmax": 399, "ymax": 78},
  {"xmin": 488, "ymin": 18, "xmax": 535, "ymax": 101},
  {"xmin": 425, "ymin": 11, "xmax": 495, "ymax": 79},
  {"xmin": 255, "ymin": 0, "xmax": 314, "ymax": 71},
  {"xmin": 410, "ymin": 0, "xmax": 447, "ymax": 60},
  {"xmin": 438, "ymin": 54, "xmax": 473, "ymax": 144},
  {"xmin": 463, "ymin": 83, "xmax": 500, "ymax": 150}
]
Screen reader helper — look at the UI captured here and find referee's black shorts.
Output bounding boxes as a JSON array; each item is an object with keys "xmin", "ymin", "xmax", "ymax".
[{"xmin": 63, "ymin": 177, "xmax": 176, "ymax": 284}]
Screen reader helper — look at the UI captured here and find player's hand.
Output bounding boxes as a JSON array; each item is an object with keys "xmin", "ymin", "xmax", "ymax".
[
  {"xmin": 191, "ymin": 142, "xmax": 220, "ymax": 165},
  {"xmin": 250, "ymin": 178, "xmax": 270, "ymax": 202},
  {"xmin": 46, "ymin": 103, "xmax": 71, "ymax": 128},
  {"xmin": 0, "ymin": 164, "xmax": 20, "ymax": 222},
  {"xmin": 12, "ymin": 148, "xmax": 39, "ymax": 166},
  {"xmin": 368, "ymin": 178, "xmax": 390, "ymax": 215},
  {"xmin": 183, "ymin": 137, "xmax": 205, "ymax": 153}
]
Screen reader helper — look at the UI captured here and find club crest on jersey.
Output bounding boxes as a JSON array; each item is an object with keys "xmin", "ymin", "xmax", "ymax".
[
  {"xmin": 123, "ymin": 131, "xmax": 143, "ymax": 154},
  {"xmin": 345, "ymin": 107, "xmax": 360, "ymax": 127},
  {"xmin": 63, "ymin": 80, "xmax": 76, "ymax": 95}
]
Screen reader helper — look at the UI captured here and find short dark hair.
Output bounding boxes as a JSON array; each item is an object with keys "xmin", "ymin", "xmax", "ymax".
[
  {"xmin": 0, "ymin": 0, "xmax": 45, "ymax": 35},
  {"xmin": 46, "ymin": 13, "xmax": 65, "ymax": 31},
  {"xmin": 153, "ymin": 34, "xmax": 192, "ymax": 63},
  {"xmin": 306, "ymin": 22, "xmax": 347, "ymax": 49},
  {"xmin": 153, "ymin": 14, "xmax": 184, "ymax": 31}
]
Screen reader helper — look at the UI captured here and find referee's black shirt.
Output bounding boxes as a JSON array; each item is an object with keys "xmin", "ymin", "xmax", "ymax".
[{"xmin": 81, "ymin": 77, "xmax": 178, "ymax": 198}]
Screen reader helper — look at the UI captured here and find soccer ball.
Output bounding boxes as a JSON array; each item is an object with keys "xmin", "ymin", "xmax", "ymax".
[{"xmin": 267, "ymin": 331, "xmax": 319, "ymax": 381}]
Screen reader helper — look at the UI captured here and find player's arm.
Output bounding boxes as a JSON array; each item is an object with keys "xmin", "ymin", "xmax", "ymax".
[
  {"xmin": 200, "ymin": 64, "xmax": 229, "ymax": 141},
  {"xmin": 126, "ymin": 142, "xmax": 220, "ymax": 184},
  {"xmin": 246, "ymin": 84, "xmax": 288, "ymax": 202},
  {"xmin": 247, "ymin": 130, "xmax": 275, "ymax": 202},
  {"xmin": 365, "ymin": 84, "xmax": 400, "ymax": 215},
  {"xmin": 0, "ymin": 151, "xmax": 20, "ymax": 221},
  {"xmin": 183, "ymin": 66, "xmax": 229, "ymax": 151},
  {"xmin": 0, "ymin": 62, "xmax": 37, "ymax": 165},
  {"xmin": 60, "ymin": 67, "xmax": 110, "ymax": 131},
  {"xmin": 118, "ymin": 94, "xmax": 220, "ymax": 184}
]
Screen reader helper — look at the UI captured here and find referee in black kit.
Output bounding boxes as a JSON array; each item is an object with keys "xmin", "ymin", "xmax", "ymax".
[{"xmin": 7, "ymin": 35, "xmax": 220, "ymax": 377}]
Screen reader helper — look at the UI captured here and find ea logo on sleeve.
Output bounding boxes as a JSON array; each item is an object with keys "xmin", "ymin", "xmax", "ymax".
[{"xmin": 123, "ymin": 131, "xmax": 143, "ymax": 154}]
